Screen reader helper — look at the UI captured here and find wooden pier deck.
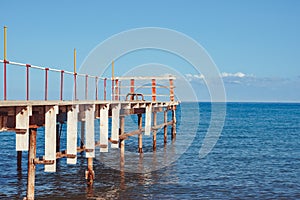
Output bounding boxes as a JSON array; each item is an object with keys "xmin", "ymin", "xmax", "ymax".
[
  {"xmin": 0, "ymin": 99, "xmax": 178, "ymax": 200},
  {"xmin": 0, "ymin": 28, "xmax": 179, "ymax": 199}
]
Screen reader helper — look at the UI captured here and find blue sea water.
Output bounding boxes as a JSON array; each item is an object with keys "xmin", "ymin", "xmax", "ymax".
[{"xmin": 0, "ymin": 102, "xmax": 299, "ymax": 199}]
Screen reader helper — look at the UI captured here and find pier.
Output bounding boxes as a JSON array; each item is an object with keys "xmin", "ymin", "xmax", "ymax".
[{"xmin": 0, "ymin": 27, "xmax": 179, "ymax": 200}]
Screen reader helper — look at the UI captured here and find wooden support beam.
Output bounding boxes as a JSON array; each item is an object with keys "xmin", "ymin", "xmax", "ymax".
[
  {"xmin": 34, "ymin": 158, "xmax": 54, "ymax": 165},
  {"xmin": 26, "ymin": 128, "xmax": 37, "ymax": 200},
  {"xmin": 138, "ymin": 114, "xmax": 143, "ymax": 153},
  {"xmin": 119, "ymin": 129, "xmax": 142, "ymax": 140},
  {"xmin": 152, "ymin": 121, "xmax": 173, "ymax": 130}
]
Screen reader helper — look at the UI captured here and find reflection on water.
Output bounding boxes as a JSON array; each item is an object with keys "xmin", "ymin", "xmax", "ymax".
[{"xmin": 0, "ymin": 103, "xmax": 300, "ymax": 199}]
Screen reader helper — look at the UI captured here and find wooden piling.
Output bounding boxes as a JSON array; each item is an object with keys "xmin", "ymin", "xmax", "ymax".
[
  {"xmin": 120, "ymin": 116, "xmax": 125, "ymax": 190},
  {"xmin": 152, "ymin": 112, "xmax": 157, "ymax": 151},
  {"xmin": 86, "ymin": 157, "xmax": 94, "ymax": 186},
  {"xmin": 164, "ymin": 110, "xmax": 167, "ymax": 144},
  {"xmin": 80, "ymin": 121, "xmax": 85, "ymax": 150},
  {"xmin": 17, "ymin": 151, "xmax": 22, "ymax": 170},
  {"xmin": 171, "ymin": 107, "xmax": 176, "ymax": 140},
  {"xmin": 120, "ymin": 116, "xmax": 125, "ymax": 167},
  {"xmin": 138, "ymin": 114, "xmax": 143, "ymax": 153},
  {"xmin": 56, "ymin": 124, "xmax": 60, "ymax": 153},
  {"xmin": 26, "ymin": 128, "xmax": 37, "ymax": 200}
]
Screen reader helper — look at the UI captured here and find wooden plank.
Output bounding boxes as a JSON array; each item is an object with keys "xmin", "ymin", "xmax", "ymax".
[
  {"xmin": 100, "ymin": 104, "xmax": 109, "ymax": 152},
  {"xmin": 45, "ymin": 105, "xmax": 58, "ymax": 172},
  {"xmin": 145, "ymin": 104, "xmax": 152, "ymax": 136},
  {"xmin": 66, "ymin": 105, "xmax": 78, "ymax": 164},
  {"xmin": 85, "ymin": 104, "xmax": 95, "ymax": 158},
  {"xmin": 111, "ymin": 103, "xmax": 120, "ymax": 148},
  {"xmin": 15, "ymin": 106, "xmax": 32, "ymax": 151}
]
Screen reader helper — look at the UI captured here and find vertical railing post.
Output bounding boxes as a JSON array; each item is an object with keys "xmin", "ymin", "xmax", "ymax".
[
  {"xmin": 45, "ymin": 68, "xmax": 49, "ymax": 101},
  {"xmin": 85, "ymin": 74, "xmax": 88, "ymax": 100},
  {"xmin": 60, "ymin": 70, "xmax": 64, "ymax": 101},
  {"xmin": 119, "ymin": 80, "xmax": 121, "ymax": 100},
  {"xmin": 112, "ymin": 78, "xmax": 114, "ymax": 100},
  {"xmin": 26, "ymin": 64, "xmax": 31, "ymax": 100},
  {"xmin": 104, "ymin": 78, "xmax": 107, "ymax": 100},
  {"xmin": 3, "ymin": 26, "xmax": 7, "ymax": 101},
  {"xmin": 152, "ymin": 79, "xmax": 156, "ymax": 102},
  {"xmin": 169, "ymin": 78, "xmax": 174, "ymax": 101},
  {"xmin": 3, "ymin": 60, "xmax": 7, "ymax": 100},
  {"xmin": 73, "ymin": 48, "xmax": 77, "ymax": 100},
  {"xmin": 95, "ymin": 77, "xmax": 98, "ymax": 100},
  {"xmin": 130, "ymin": 79, "xmax": 134, "ymax": 100},
  {"xmin": 74, "ymin": 73, "xmax": 77, "ymax": 100},
  {"xmin": 115, "ymin": 79, "xmax": 119, "ymax": 101}
]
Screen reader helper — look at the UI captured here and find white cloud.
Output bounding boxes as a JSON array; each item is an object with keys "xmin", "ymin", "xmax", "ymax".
[
  {"xmin": 185, "ymin": 73, "xmax": 205, "ymax": 82},
  {"xmin": 185, "ymin": 72, "xmax": 251, "ymax": 81},
  {"xmin": 221, "ymin": 72, "xmax": 246, "ymax": 78}
]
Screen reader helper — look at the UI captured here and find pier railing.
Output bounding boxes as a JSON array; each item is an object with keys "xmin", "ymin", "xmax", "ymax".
[
  {"xmin": 0, "ymin": 59, "xmax": 176, "ymax": 102},
  {"xmin": 0, "ymin": 26, "xmax": 180, "ymax": 200}
]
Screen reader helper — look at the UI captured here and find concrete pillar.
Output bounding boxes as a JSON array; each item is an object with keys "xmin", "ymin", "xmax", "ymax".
[
  {"xmin": 45, "ymin": 105, "xmax": 58, "ymax": 172},
  {"xmin": 16, "ymin": 106, "xmax": 32, "ymax": 151},
  {"xmin": 111, "ymin": 104, "xmax": 120, "ymax": 148},
  {"xmin": 67, "ymin": 105, "xmax": 78, "ymax": 164},
  {"xmin": 145, "ymin": 104, "xmax": 152, "ymax": 136},
  {"xmin": 100, "ymin": 104, "xmax": 109, "ymax": 152},
  {"xmin": 85, "ymin": 104, "xmax": 95, "ymax": 158}
]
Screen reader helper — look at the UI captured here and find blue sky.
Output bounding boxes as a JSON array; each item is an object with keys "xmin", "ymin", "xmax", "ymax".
[{"xmin": 0, "ymin": 0, "xmax": 300, "ymax": 102}]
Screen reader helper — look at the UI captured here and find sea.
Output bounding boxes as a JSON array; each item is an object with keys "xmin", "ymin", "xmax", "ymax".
[{"xmin": 0, "ymin": 102, "xmax": 299, "ymax": 199}]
